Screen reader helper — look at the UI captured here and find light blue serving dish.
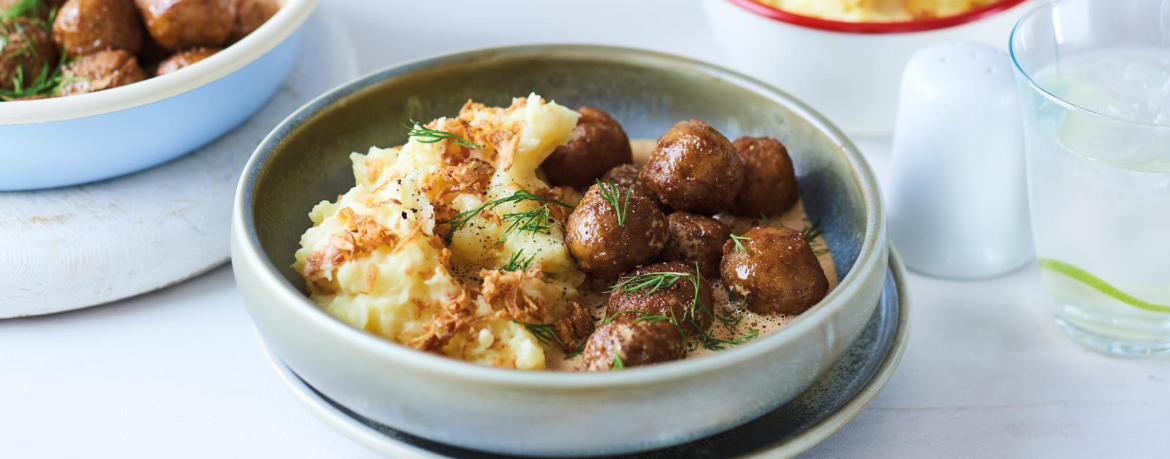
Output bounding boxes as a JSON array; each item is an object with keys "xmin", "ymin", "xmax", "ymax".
[{"xmin": 0, "ymin": 0, "xmax": 319, "ymax": 191}]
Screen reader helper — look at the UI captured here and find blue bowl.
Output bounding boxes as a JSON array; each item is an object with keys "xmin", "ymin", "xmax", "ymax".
[{"xmin": 0, "ymin": 0, "xmax": 319, "ymax": 191}]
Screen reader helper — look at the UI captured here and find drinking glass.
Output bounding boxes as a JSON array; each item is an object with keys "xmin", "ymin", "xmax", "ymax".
[{"xmin": 1011, "ymin": 0, "xmax": 1170, "ymax": 354}]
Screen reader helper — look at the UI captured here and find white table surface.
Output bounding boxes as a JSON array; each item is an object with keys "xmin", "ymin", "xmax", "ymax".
[{"xmin": 3, "ymin": 1, "xmax": 1168, "ymax": 458}]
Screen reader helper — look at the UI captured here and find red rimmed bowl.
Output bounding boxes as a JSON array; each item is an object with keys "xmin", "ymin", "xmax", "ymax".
[{"xmin": 701, "ymin": 0, "xmax": 1037, "ymax": 135}]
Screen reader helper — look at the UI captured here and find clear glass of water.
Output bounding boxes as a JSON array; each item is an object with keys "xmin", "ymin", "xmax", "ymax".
[{"xmin": 1011, "ymin": 0, "xmax": 1170, "ymax": 355}]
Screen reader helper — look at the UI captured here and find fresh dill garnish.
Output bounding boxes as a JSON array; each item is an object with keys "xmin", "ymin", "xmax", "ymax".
[
  {"xmin": 498, "ymin": 204, "xmax": 555, "ymax": 244},
  {"xmin": 801, "ymin": 221, "xmax": 823, "ymax": 243},
  {"xmin": 801, "ymin": 221, "xmax": 829, "ymax": 256},
  {"xmin": 2, "ymin": 0, "xmax": 47, "ymax": 21},
  {"xmin": 0, "ymin": 56, "xmax": 62, "ymax": 101},
  {"xmin": 440, "ymin": 189, "xmax": 573, "ymax": 235},
  {"xmin": 760, "ymin": 213, "xmax": 770, "ymax": 226},
  {"xmin": 502, "ymin": 250, "xmax": 537, "ymax": 272},
  {"xmin": 699, "ymin": 329, "xmax": 760, "ymax": 351},
  {"xmin": 612, "ymin": 354, "xmax": 625, "ymax": 370},
  {"xmin": 595, "ymin": 180, "xmax": 631, "ymax": 226},
  {"xmin": 606, "ymin": 271, "xmax": 690, "ymax": 296},
  {"xmin": 712, "ymin": 294, "xmax": 746, "ymax": 328},
  {"xmin": 401, "ymin": 120, "xmax": 482, "ymax": 149},
  {"xmin": 514, "ymin": 321, "xmax": 566, "ymax": 348},
  {"xmin": 563, "ymin": 340, "xmax": 588, "ymax": 359},
  {"xmin": 729, "ymin": 233, "xmax": 751, "ymax": 253}
]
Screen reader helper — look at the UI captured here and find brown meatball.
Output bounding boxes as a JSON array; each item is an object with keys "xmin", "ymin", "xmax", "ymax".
[
  {"xmin": 640, "ymin": 120, "xmax": 745, "ymax": 214},
  {"xmin": 731, "ymin": 137, "xmax": 800, "ymax": 216},
  {"xmin": 228, "ymin": 0, "xmax": 277, "ymax": 43},
  {"xmin": 583, "ymin": 317, "xmax": 685, "ymax": 371},
  {"xmin": 57, "ymin": 49, "xmax": 147, "ymax": 96},
  {"xmin": 606, "ymin": 261, "xmax": 714, "ymax": 337},
  {"xmin": 155, "ymin": 46, "xmax": 217, "ymax": 75},
  {"xmin": 565, "ymin": 182, "xmax": 668, "ymax": 278},
  {"xmin": 542, "ymin": 106, "xmax": 633, "ymax": 189},
  {"xmin": 135, "ymin": 0, "xmax": 235, "ymax": 51},
  {"xmin": 657, "ymin": 212, "xmax": 731, "ymax": 279},
  {"xmin": 601, "ymin": 163, "xmax": 666, "ymax": 209},
  {"xmin": 0, "ymin": 18, "xmax": 58, "ymax": 93},
  {"xmin": 720, "ymin": 226, "xmax": 828, "ymax": 315},
  {"xmin": 52, "ymin": 0, "xmax": 144, "ymax": 58}
]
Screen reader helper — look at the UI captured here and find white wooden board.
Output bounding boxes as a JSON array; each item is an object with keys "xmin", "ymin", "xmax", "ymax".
[{"xmin": 0, "ymin": 11, "xmax": 359, "ymax": 318}]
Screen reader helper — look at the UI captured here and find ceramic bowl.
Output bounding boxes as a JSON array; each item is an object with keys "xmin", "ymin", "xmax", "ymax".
[
  {"xmin": 231, "ymin": 45, "xmax": 888, "ymax": 457},
  {"xmin": 0, "ymin": 0, "xmax": 319, "ymax": 191},
  {"xmin": 700, "ymin": 0, "xmax": 1039, "ymax": 135}
]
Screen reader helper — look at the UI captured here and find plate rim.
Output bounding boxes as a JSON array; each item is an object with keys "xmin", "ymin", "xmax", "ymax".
[{"xmin": 260, "ymin": 249, "xmax": 910, "ymax": 459}]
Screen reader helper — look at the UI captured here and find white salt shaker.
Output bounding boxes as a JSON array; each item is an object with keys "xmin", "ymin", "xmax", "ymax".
[{"xmin": 887, "ymin": 42, "xmax": 1034, "ymax": 279}]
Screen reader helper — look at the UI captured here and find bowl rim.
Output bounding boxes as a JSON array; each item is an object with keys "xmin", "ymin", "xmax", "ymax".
[
  {"xmin": 0, "ymin": 0, "xmax": 320, "ymax": 125},
  {"xmin": 721, "ymin": 0, "xmax": 1030, "ymax": 34},
  {"xmin": 233, "ymin": 43, "xmax": 887, "ymax": 389}
]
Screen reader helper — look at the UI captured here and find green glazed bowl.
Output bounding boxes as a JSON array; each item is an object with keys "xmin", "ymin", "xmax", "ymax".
[{"xmin": 231, "ymin": 45, "xmax": 888, "ymax": 457}]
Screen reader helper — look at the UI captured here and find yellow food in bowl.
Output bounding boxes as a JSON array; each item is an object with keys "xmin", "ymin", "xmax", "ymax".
[
  {"xmin": 293, "ymin": 94, "xmax": 584, "ymax": 370},
  {"xmin": 762, "ymin": 0, "xmax": 998, "ymax": 22}
]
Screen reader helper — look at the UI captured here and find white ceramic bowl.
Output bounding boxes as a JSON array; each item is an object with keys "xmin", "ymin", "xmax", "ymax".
[
  {"xmin": 232, "ymin": 45, "xmax": 889, "ymax": 457},
  {"xmin": 0, "ymin": 0, "xmax": 318, "ymax": 191},
  {"xmin": 701, "ymin": 0, "xmax": 1039, "ymax": 135}
]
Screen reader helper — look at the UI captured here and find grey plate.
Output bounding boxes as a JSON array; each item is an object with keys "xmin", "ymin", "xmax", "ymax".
[{"xmin": 264, "ymin": 252, "xmax": 910, "ymax": 459}]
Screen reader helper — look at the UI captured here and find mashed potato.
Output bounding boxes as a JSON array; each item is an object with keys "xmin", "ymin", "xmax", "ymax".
[
  {"xmin": 293, "ymin": 94, "xmax": 584, "ymax": 370},
  {"xmin": 763, "ymin": 0, "xmax": 998, "ymax": 22}
]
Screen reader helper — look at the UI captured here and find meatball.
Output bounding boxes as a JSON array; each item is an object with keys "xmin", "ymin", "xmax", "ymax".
[
  {"xmin": 0, "ymin": 18, "xmax": 58, "ymax": 93},
  {"xmin": 57, "ymin": 49, "xmax": 147, "ymax": 96},
  {"xmin": 565, "ymin": 182, "xmax": 668, "ymax": 278},
  {"xmin": 657, "ymin": 212, "xmax": 731, "ymax": 279},
  {"xmin": 135, "ymin": 0, "xmax": 235, "ymax": 51},
  {"xmin": 731, "ymin": 137, "xmax": 800, "ymax": 216},
  {"xmin": 600, "ymin": 163, "xmax": 639, "ymax": 189},
  {"xmin": 542, "ymin": 106, "xmax": 633, "ymax": 189},
  {"xmin": 583, "ymin": 317, "xmax": 685, "ymax": 371},
  {"xmin": 640, "ymin": 120, "xmax": 745, "ymax": 214},
  {"xmin": 720, "ymin": 226, "xmax": 828, "ymax": 315},
  {"xmin": 606, "ymin": 261, "xmax": 714, "ymax": 337},
  {"xmin": 601, "ymin": 163, "xmax": 665, "ymax": 209},
  {"xmin": 155, "ymin": 47, "xmax": 218, "ymax": 75},
  {"xmin": 52, "ymin": 0, "xmax": 144, "ymax": 58},
  {"xmin": 228, "ymin": 0, "xmax": 277, "ymax": 43}
]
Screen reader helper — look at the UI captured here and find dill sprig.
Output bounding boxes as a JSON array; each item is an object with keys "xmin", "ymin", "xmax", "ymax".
[
  {"xmin": 699, "ymin": 329, "xmax": 760, "ymax": 351},
  {"xmin": 801, "ymin": 221, "xmax": 823, "ymax": 243},
  {"xmin": 401, "ymin": 120, "xmax": 482, "ymax": 149},
  {"xmin": 729, "ymin": 233, "xmax": 751, "ymax": 253},
  {"xmin": 2, "ymin": 0, "xmax": 47, "ymax": 21},
  {"xmin": 713, "ymin": 294, "xmax": 747, "ymax": 328},
  {"xmin": 801, "ymin": 221, "xmax": 829, "ymax": 256},
  {"xmin": 595, "ymin": 180, "xmax": 631, "ymax": 226},
  {"xmin": 440, "ymin": 190, "xmax": 573, "ymax": 235},
  {"xmin": 760, "ymin": 213, "xmax": 770, "ymax": 226},
  {"xmin": 502, "ymin": 250, "xmax": 537, "ymax": 272},
  {"xmin": 563, "ymin": 340, "xmax": 588, "ymax": 359},
  {"xmin": 612, "ymin": 354, "xmax": 625, "ymax": 370},
  {"xmin": 498, "ymin": 204, "xmax": 556, "ymax": 244},
  {"xmin": 606, "ymin": 271, "xmax": 690, "ymax": 296},
  {"xmin": 514, "ymin": 321, "xmax": 566, "ymax": 348},
  {"xmin": 0, "ymin": 53, "xmax": 67, "ymax": 101}
]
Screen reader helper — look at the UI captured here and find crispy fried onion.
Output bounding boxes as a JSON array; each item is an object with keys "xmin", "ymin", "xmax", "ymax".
[
  {"xmin": 303, "ymin": 208, "xmax": 399, "ymax": 292},
  {"xmin": 553, "ymin": 302, "xmax": 595, "ymax": 352},
  {"xmin": 459, "ymin": 98, "xmax": 527, "ymax": 172},
  {"xmin": 480, "ymin": 266, "xmax": 547, "ymax": 324},
  {"xmin": 406, "ymin": 287, "xmax": 503, "ymax": 354}
]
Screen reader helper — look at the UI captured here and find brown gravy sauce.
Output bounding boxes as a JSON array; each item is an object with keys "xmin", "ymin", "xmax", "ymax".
[{"xmin": 546, "ymin": 140, "xmax": 839, "ymax": 371}]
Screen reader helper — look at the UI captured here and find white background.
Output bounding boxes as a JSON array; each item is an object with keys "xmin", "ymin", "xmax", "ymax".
[{"xmin": 3, "ymin": 0, "xmax": 1169, "ymax": 458}]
